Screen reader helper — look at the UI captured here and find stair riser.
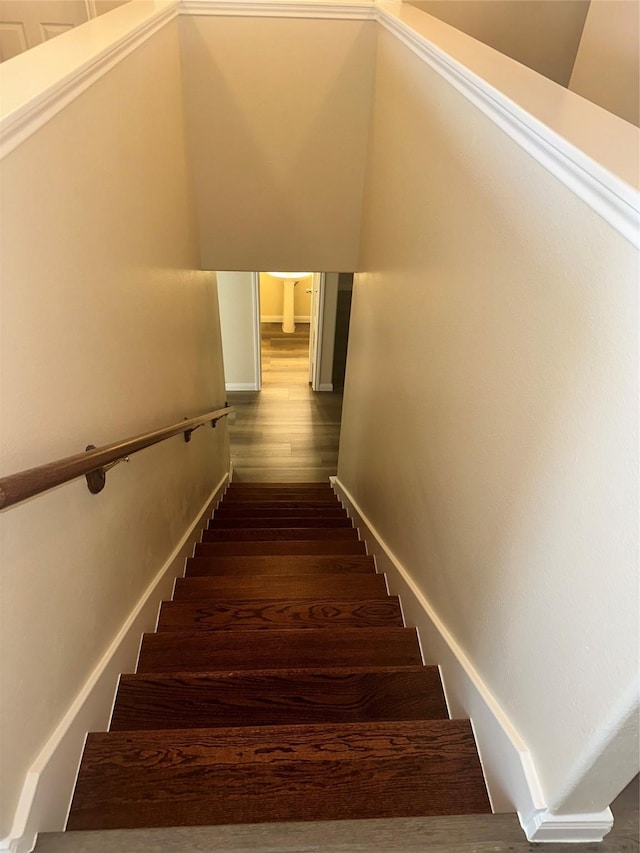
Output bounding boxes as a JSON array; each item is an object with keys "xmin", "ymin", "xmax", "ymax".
[
  {"xmin": 110, "ymin": 668, "xmax": 449, "ymax": 731},
  {"xmin": 173, "ymin": 574, "xmax": 388, "ymax": 601},
  {"xmin": 157, "ymin": 598, "xmax": 403, "ymax": 632},
  {"xmin": 184, "ymin": 555, "xmax": 376, "ymax": 577}
]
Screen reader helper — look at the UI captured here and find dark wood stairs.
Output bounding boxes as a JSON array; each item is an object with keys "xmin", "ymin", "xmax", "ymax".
[{"xmin": 67, "ymin": 482, "xmax": 490, "ymax": 831}]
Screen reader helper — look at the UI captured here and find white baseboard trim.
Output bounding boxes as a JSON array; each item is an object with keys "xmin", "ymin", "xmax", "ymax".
[
  {"xmin": 521, "ymin": 807, "xmax": 613, "ymax": 843},
  {"xmin": 316, "ymin": 382, "xmax": 334, "ymax": 392},
  {"xmin": 1, "ymin": 472, "xmax": 229, "ymax": 853},
  {"xmin": 260, "ymin": 315, "xmax": 311, "ymax": 324},
  {"xmin": 329, "ymin": 477, "xmax": 615, "ymax": 843},
  {"xmin": 225, "ymin": 382, "xmax": 259, "ymax": 391}
]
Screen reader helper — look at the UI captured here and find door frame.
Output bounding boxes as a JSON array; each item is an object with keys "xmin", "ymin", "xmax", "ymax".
[
  {"xmin": 309, "ymin": 272, "xmax": 326, "ymax": 391},
  {"xmin": 252, "ymin": 271, "xmax": 330, "ymax": 391},
  {"xmin": 251, "ymin": 271, "xmax": 262, "ymax": 390}
]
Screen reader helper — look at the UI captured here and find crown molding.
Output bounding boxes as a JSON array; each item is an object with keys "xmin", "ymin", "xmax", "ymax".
[
  {"xmin": 375, "ymin": 4, "xmax": 639, "ymax": 248},
  {"xmin": 0, "ymin": 2, "xmax": 179, "ymax": 160},
  {"xmin": 0, "ymin": 0, "xmax": 637, "ymax": 248},
  {"xmin": 181, "ymin": 0, "xmax": 376, "ymax": 18}
]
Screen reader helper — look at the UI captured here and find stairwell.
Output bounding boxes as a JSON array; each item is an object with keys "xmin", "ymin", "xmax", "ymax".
[{"xmin": 66, "ymin": 482, "xmax": 490, "ymax": 831}]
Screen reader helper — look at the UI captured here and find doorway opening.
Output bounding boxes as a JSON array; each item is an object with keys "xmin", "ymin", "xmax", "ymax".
[
  {"xmin": 217, "ymin": 271, "xmax": 353, "ymax": 394},
  {"xmin": 217, "ymin": 270, "xmax": 353, "ymax": 482}
]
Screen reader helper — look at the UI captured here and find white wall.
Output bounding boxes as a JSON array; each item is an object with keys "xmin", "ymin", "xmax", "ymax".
[
  {"xmin": 179, "ymin": 15, "xmax": 377, "ymax": 272},
  {"xmin": 0, "ymin": 15, "xmax": 228, "ymax": 844},
  {"xmin": 338, "ymin": 24, "xmax": 639, "ymax": 817},
  {"xmin": 569, "ymin": 0, "xmax": 640, "ymax": 126},
  {"xmin": 218, "ymin": 271, "xmax": 261, "ymax": 390},
  {"xmin": 318, "ymin": 272, "xmax": 339, "ymax": 390},
  {"xmin": 411, "ymin": 0, "xmax": 590, "ymax": 85}
]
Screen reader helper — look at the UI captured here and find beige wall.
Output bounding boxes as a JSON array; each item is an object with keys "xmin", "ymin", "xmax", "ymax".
[
  {"xmin": 0, "ymin": 19, "xmax": 228, "ymax": 838},
  {"xmin": 179, "ymin": 16, "xmax": 377, "ymax": 272},
  {"xmin": 569, "ymin": 0, "xmax": 640, "ymax": 126},
  {"xmin": 339, "ymin": 28, "xmax": 638, "ymax": 814},
  {"xmin": 410, "ymin": 0, "xmax": 590, "ymax": 85},
  {"xmin": 260, "ymin": 272, "xmax": 312, "ymax": 320}
]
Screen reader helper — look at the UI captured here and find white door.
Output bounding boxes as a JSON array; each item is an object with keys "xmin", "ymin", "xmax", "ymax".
[
  {"xmin": 0, "ymin": 1, "xmax": 90, "ymax": 62},
  {"xmin": 308, "ymin": 272, "xmax": 325, "ymax": 390}
]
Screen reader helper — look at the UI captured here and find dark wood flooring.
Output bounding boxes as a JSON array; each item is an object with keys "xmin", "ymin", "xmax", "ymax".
[{"xmin": 226, "ymin": 324, "xmax": 342, "ymax": 482}]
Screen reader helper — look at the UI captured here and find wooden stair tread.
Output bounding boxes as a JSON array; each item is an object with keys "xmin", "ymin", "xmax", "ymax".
[
  {"xmin": 110, "ymin": 666, "xmax": 449, "ymax": 731},
  {"xmin": 173, "ymin": 574, "xmax": 387, "ymax": 601},
  {"xmin": 194, "ymin": 540, "xmax": 367, "ymax": 558},
  {"xmin": 213, "ymin": 508, "xmax": 348, "ymax": 519},
  {"xmin": 67, "ymin": 481, "xmax": 491, "ymax": 835},
  {"xmin": 136, "ymin": 627, "xmax": 422, "ymax": 672},
  {"xmin": 184, "ymin": 555, "xmax": 376, "ymax": 577},
  {"xmin": 226, "ymin": 482, "xmax": 334, "ymax": 488},
  {"xmin": 202, "ymin": 527, "xmax": 358, "ymax": 542},
  {"xmin": 224, "ymin": 490, "xmax": 336, "ymax": 498},
  {"xmin": 157, "ymin": 597, "xmax": 403, "ymax": 632},
  {"xmin": 208, "ymin": 517, "xmax": 353, "ymax": 529},
  {"xmin": 217, "ymin": 501, "xmax": 342, "ymax": 509},
  {"xmin": 67, "ymin": 720, "xmax": 491, "ymax": 830},
  {"xmin": 225, "ymin": 484, "xmax": 335, "ymax": 491}
]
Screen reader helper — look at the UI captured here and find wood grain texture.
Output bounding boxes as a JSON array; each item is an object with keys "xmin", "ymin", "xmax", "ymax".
[
  {"xmin": 202, "ymin": 527, "xmax": 358, "ymax": 542},
  {"xmin": 194, "ymin": 540, "xmax": 367, "ymax": 558},
  {"xmin": 173, "ymin": 574, "xmax": 388, "ymax": 601},
  {"xmin": 136, "ymin": 628, "xmax": 423, "ymax": 673},
  {"xmin": 37, "ymin": 782, "xmax": 640, "ymax": 853},
  {"xmin": 225, "ymin": 481, "xmax": 333, "ymax": 494},
  {"xmin": 67, "ymin": 720, "xmax": 490, "ymax": 830},
  {"xmin": 213, "ymin": 507, "xmax": 348, "ymax": 518},
  {"xmin": 110, "ymin": 666, "xmax": 449, "ymax": 731},
  {"xmin": 184, "ymin": 555, "xmax": 376, "ymax": 577},
  {"xmin": 208, "ymin": 517, "xmax": 353, "ymax": 529},
  {"xmin": 156, "ymin": 598, "xmax": 403, "ymax": 632},
  {"xmin": 225, "ymin": 487, "xmax": 335, "ymax": 496},
  {"xmin": 219, "ymin": 499, "xmax": 342, "ymax": 507},
  {"xmin": 64, "ymin": 457, "xmax": 492, "ymax": 834},
  {"xmin": 0, "ymin": 407, "xmax": 233, "ymax": 511},
  {"xmin": 222, "ymin": 492, "xmax": 339, "ymax": 500},
  {"xmin": 226, "ymin": 326, "xmax": 342, "ymax": 484}
]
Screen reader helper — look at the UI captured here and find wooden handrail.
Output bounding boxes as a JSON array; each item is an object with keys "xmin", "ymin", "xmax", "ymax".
[{"xmin": 0, "ymin": 406, "xmax": 234, "ymax": 510}]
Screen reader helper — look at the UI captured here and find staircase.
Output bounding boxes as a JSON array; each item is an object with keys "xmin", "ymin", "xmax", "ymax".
[{"xmin": 67, "ymin": 482, "xmax": 490, "ymax": 831}]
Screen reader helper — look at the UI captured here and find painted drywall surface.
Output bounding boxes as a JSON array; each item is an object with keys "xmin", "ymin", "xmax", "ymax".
[
  {"xmin": 179, "ymin": 16, "xmax": 377, "ymax": 272},
  {"xmin": 569, "ymin": 0, "xmax": 640, "ymax": 127},
  {"xmin": 0, "ymin": 19, "xmax": 228, "ymax": 838},
  {"xmin": 339, "ymin": 28, "xmax": 638, "ymax": 814},
  {"xmin": 410, "ymin": 0, "xmax": 589, "ymax": 85},
  {"xmin": 319, "ymin": 272, "xmax": 339, "ymax": 388},
  {"xmin": 260, "ymin": 272, "xmax": 312, "ymax": 320},
  {"xmin": 218, "ymin": 271, "xmax": 260, "ymax": 388}
]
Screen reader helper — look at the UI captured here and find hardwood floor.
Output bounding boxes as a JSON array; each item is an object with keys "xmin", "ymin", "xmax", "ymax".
[
  {"xmin": 35, "ymin": 775, "xmax": 640, "ymax": 852},
  {"xmin": 226, "ymin": 324, "xmax": 342, "ymax": 482}
]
